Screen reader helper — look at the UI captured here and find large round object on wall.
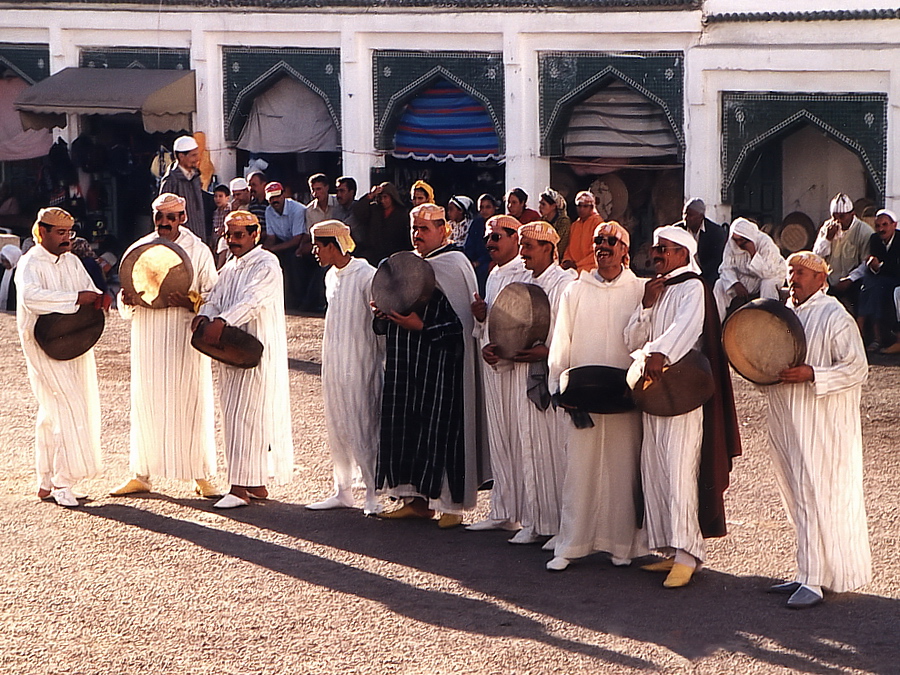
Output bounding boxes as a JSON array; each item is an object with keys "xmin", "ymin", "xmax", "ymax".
[
  {"xmin": 722, "ymin": 298, "xmax": 807, "ymax": 385},
  {"xmin": 119, "ymin": 237, "xmax": 193, "ymax": 309},
  {"xmin": 628, "ymin": 349, "xmax": 715, "ymax": 417},
  {"xmin": 34, "ymin": 304, "xmax": 105, "ymax": 361},
  {"xmin": 371, "ymin": 250, "xmax": 436, "ymax": 317},
  {"xmin": 776, "ymin": 212, "xmax": 816, "ymax": 254},
  {"xmin": 488, "ymin": 282, "xmax": 551, "ymax": 360},
  {"xmin": 589, "ymin": 173, "xmax": 629, "ymax": 222}
]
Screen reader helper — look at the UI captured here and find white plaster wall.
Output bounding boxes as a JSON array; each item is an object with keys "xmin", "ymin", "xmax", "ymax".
[{"xmin": 782, "ymin": 125, "xmax": 868, "ymax": 226}]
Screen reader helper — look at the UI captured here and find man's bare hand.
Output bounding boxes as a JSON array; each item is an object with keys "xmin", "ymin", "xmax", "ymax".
[
  {"xmin": 471, "ymin": 292, "xmax": 487, "ymax": 322},
  {"xmin": 388, "ymin": 310, "xmax": 424, "ymax": 332},
  {"xmin": 77, "ymin": 291, "xmax": 103, "ymax": 306},
  {"xmin": 779, "ymin": 364, "xmax": 814, "ymax": 383},
  {"xmin": 642, "ymin": 276, "xmax": 666, "ymax": 309},
  {"xmin": 730, "ymin": 281, "xmax": 750, "ymax": 302},
  {"xmin": 167, "ymin": 291, "xmax": 194, "ymax": 311},
  {"xmin": 513, "ymin": 344, "xmax": 549, "ymax": 363},
  {"xmin": 482, "ymin": 343, "xmax": 501, "ymax": 366},
  {"xmin": 643, "ymin": 352, "xmax": 667, "ymax": 383}
]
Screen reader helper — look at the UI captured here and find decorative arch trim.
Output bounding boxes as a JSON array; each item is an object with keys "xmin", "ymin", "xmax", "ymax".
[
  {"xmin": 721, "ymin": 91, "xmax": 887, "ymax": 203},
  {"xmin": 0, "ymin": 43, "xmax": 50, "ymax": 85},
  {"xmin": 539, "ymin": 51, "xmax": 684, "ymax": 158}
]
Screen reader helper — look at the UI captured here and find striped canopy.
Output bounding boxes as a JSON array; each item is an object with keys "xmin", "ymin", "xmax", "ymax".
[{"xmin": 393, "ymin": 78, "xmax": 502, "ymax": 162}]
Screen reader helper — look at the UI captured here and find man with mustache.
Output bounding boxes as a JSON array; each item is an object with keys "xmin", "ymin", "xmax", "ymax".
[
  {"xmin": 376, "ymin": 204, "xmax": 483, "ymax": 529},
  {"xmin": 762, "ymin": 251, "xmax": 871, "ymax": 609},
  {"xmin": 159, "ymin": 135, "xmax": 208, "ymax": 243},
  {"xmin": 547, "ymin": 221, "xmax": 649, "ymax": 571},
  {"xmin": 111, "ymin": 193, "xmax": 219, "ymax": 498},
  {"xmin": 624, "ymin": 225, "xmax": 740, "ymax": 589},
  {"xmin": 193, "ymin": 211, "xmax": 293, "ymax": 508},
  {"xmin": 467, "ymin": 214, "xmax": 532, "ymax": 535},
  {"xmin": 16, "ymin": 207, "xmax": 105, "ymax": 507}
]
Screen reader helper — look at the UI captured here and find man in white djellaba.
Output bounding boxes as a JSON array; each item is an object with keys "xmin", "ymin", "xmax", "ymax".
[
  {"xmin": 306, "ymin": 219, "xmax": 384, "ymax": 514},
  {"xmin": 713, "ymin": 217, "xmax": 785, "ymax": 321},
  {"xmin": 467, "ymin": 214, "xmax": 533, "ymax": 534},
  {"xmin": 547, "ymin": 220, "xmax": 649, "ymax": 571},
  {"xmin": 111, "ymin": 193, "xmax": 219, "ymax": 498},
  {"xmin": 17, "ymin": 207, "xmax": 106, "ymax": 507},
  {"xmin": 624, "ymin": 225, "xmax": 707, "ymax": 589},
  {"xmin": 763, "ymin": 251, "xmax": 871, "ymax": 609},
  {"xmin": 502, "ymin": 220, "xmax": 576, "ymax": 545},
  {"xmin": 194, "ymin": 210, "xmax": 294, "ymax": 508}
]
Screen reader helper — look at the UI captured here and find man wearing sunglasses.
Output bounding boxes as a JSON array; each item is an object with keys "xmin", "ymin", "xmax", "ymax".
[
  {"xmin": 547, "ymin": 221, "xmax": 649, "ymax": 571},
  {"xmin": 111, "ymin": 193, "xmax": 220, "ymax": 499},
  {"xmin": 624, "ymin": 225, "xmax": 740, "ymax": 589},
  {"xmin": 467, "ymin": 214, "xmax": 533, "ymax": 534},
  {"xmin": 17, "ymin": 207, "xmax": 106, "ymax": 507}
]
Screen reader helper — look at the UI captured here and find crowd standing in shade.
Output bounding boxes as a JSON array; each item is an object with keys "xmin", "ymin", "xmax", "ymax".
[{"xmin": 10, "ymin": 132, "xmax": 882, "ymax": 611}]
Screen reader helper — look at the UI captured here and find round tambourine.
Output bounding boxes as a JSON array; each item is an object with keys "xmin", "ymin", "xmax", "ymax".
[
  {"xmin": 722, "ymin": 298, "xmax": 806, "ymax": 385},
  {"xmin": 34, "ymin": 304, "xmax": 105, "ymax": 361},
  {"xmin": 371, "ymin": 251, "xmax": 436, "ymax": 317},
  {"xmin": 488, "ymin": 282, "xmax": 551, "ymax": 360},
  {"xmin": 119, "ymin": 237, "xmax": 193, "ymax": 309}
]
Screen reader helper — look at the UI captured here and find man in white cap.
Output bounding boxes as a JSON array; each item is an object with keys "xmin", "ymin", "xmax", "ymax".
[
  {"xmin": 17, "ymin": 207, "xmax": 106, "ymax": 506},
  {"xmin": 763, "ymin": 251, "xmax": 871, "ymax": 609},
  {"xmin": 159, "ymin": 135, "xmax": 208, "ymax": 243},
  {"xmin": 229, "ymin": 177, "xmax": 251, "ymax": 211},
  {"xmin": 193, "ymin": 210, "xmax": 293, "ymax": 508},
  {"xmin": 712, "ymin": 217, "xmax": 785, "ymax": 321},
  {"xmin": 548, "ymin": 220, "xmax": 649, "ymax": 572},
  {"xmin": 467, "ymin": 214, "xmax": 532, "ymax": 533},
  {"xmin": 376, "ymin": 203, "xmax": 485, "ymax": 529},
  {"xmin": 562, "ymin": 191, "xmax": 603, "ymax": 273},
  {"xmin": 675, "ymin": 198, "xmax": 728, "ymax": 285},
  {"xmin": 845, "ymin": 208, "xmax": 900, "ymax": 352},
  {"xmin": 624, "ymin": 225, "xmax": 741, "ymax": 589},
  {"xmin": 306, "ymin": 219, "xmax": 384, "ymax": 514},
  {"xmin": 111, "ymin": 193, "xmax": 219, "ymax": 498},
  {"xmin": 812, "ymin": 192, "xmax": 874, "ymax": 309}
]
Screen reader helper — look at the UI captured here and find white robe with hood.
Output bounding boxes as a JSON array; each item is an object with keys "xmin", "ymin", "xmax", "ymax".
[{"xmin": 713, "ymin": 218, "xmax": 785, "ymax": 320}]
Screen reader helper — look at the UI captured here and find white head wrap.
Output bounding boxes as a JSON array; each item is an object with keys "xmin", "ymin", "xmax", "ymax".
[
  {"xmin": 876, "ymin": 208, "xmax": 898, "ymax": 225},
  {"xmin": 830, "ymin": 193, "xmax": 854, "ymax": 215},
  {"xmin": 654, "ymin": 225, "xmax": 700, "ymax": 273},
  {"xmin": 311, "ymin": 219, "xmax": 356, "ymax": 255},
  {"xmin": 0, "ymin": 244, "xmax": 21, "ymax": 268},
  {"xmin": 729, "ymin": 217, "xmax": 760, "ymax": 242}
]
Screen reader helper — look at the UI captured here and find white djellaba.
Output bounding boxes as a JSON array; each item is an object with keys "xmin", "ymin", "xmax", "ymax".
[
  {"xmin": 118, "ymin": 228, "xmax": 218, "ymax": 482},
  {"xmin": 764, "ymin": 289, "xmax": 872, "ymax": 593},
  {"xmin": 317, "ymin": 256, "xmax": 384, "ymax": 512},
  {"xmin": 548, "ymin": 266, "xmax": 650, "ymax": 568},
  {"xmin": 199, "ymin": 245, "xmax": 294, "ymax": 491},
  {"xmin": 17, "ymin": 245, "xmax": 102, "ymax": 501}
]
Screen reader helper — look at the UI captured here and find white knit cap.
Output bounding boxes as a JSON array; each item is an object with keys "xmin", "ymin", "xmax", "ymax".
[
  {"xmin": 829, "ymin": 193, "xmax": 854, "ymax": 214},
  {"xmin": 173, "ymin": 136, "xmax": 199, "ymax": 153}
]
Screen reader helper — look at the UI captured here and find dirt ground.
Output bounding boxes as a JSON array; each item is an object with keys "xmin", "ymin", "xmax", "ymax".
[{"xmin": 0, "ymin": 310, "xmax": 897, "ymax": 675}]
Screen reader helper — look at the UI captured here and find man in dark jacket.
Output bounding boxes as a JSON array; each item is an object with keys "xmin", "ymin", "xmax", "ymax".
[
  {"xmin": 159, "ymin": 135, "xmax": 208, "ymax": 243},
  {"xmin": 676, "ymin": 198, "xmax": 727, "ymax": 286},
  {"xmin": 856, "ymin": 209, "xmax": 900, "ymax": 352}
]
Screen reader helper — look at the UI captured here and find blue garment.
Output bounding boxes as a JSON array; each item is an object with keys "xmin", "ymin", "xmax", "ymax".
[
  {"xmin": 463, "ymin": 216, "xmax": 490, "ymax": 296},
  {"xmin": 265, "ymin": 198, "xmax": 307, "ymax": 243}
]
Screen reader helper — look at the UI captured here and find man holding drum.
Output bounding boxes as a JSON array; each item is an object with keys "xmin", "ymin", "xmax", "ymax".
[
  {"xmin": 468, "ymin": 214, "xmax": 532, "ymax": 534},
  {"xmin": 624, "ymin": 225, "xmax": 740, "ymax": 588},
  {"xmin": 193, "ymin": 211, "xmax": 294, "ymax": 508},
  {"xmin": 111, "ymin": 193, "xmax": 219, "ymax": 498},
  {"xmin": 17, "ymin": 207, "xmax": 106, "ymax": 507},
  {"xmin": 547, "ymin": 221, "xmax": 649, "ymax": 571},
  {"xmin": 763, "ymin": 251, "xmax": 871, "ymax": 609}
]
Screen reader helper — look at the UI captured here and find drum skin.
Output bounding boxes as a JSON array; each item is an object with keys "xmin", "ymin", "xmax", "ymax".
[
  {"xmin": 119, "ymin": 238, "xmax": 193, "ymax": 310},
  {"xmin": 722, "ymin": 298, "xmax": 807, "ymax": 385},
  {"xmin": 558, "ymin": 365, "xmax": 635, "ymax": 414},
  {"xmin": 371, "ymin": 251, "xmax": 436, "ymax": 317},
  {"xmin": 191, "ymin": 323, "xmax": 264, "ymax": 369},
  {"xmin": 488, "ymin": 282, "xmax": 551, "ymax": 360},
  {"xmin": 629, "ymin": 349, "xmax": 715, "ymax": 417},
  {"xmin": 34, "ymin": 304, "xmax": 105, "ymax": 361}
]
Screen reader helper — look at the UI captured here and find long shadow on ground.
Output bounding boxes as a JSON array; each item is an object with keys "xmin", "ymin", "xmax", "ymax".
[{"xmin": 83, "ymin": 498, "xmax": 897, "ymax": 673}]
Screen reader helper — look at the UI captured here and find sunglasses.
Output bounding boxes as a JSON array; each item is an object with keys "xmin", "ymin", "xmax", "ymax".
[
  {"xmin": 484, "ymin": 229, "xmax": 517, "ymax": 242},
  {"xmin": 593, "ymin": 235, "xmax": 621, "ymax": 246},
  {"xmin": 650, "ymin": 245, "xmax": 682, "ymax": 254},
  {"xmin": 154, "ymin": 212, "xmax": 184, "ymax": 223}
]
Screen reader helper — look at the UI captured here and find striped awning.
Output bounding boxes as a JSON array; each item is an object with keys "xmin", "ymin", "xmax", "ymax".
[
  {"xmin": 563, "ymin": 80, "xmax": 678, "ymax": 160},
  {"xmin": 393, "ymin": 78, "xmax": 502, "ymax": 162}
]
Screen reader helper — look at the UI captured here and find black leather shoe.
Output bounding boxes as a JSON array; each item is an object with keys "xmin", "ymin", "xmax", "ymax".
[
  {"xmin": 787, "ymin": 586, "xmax": 823, "ymax": 609},
  {"xmin": 767, "ymin": 581, "xmax": 802, "ymax": 595}
]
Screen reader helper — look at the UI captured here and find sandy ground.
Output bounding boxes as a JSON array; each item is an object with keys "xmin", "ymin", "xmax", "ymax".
[{"xmin": 0, "ymin": 310, "xmax": 898, "ymax": 675}]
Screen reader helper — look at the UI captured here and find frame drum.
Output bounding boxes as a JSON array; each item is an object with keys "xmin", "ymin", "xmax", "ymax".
[
  {"xmin": 722, "ymin": 298, "xmax": 806, "ymax": 385},
  {"xmin": 488, "ymin": 282, "xmax": 551, "ymax": 360},
  {"xmin": 119, "ymin": 237, "xmax": 193, "ymax": 310},
  {"xmin": 371, "ymin": 251, "xmax": 436, "ymax": 317}
]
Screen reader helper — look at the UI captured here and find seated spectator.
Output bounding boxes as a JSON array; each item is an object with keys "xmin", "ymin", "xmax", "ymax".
[
  {"xmin": 539, "ymin": 187, "xmax": 572, "ymax": 259},
  {"xmin": 713, "ymin": 217, "xmax": 785, "ymax": 321},
  {"xmin": 813, "ymin": 192, "xmax": 874, "ymax": 313},
  {"xmin": 0, "ymin": 244, "xmax": 21, "ymax": 311},
  {"xmin": 506, "ymin": 187, "xmax": 540, "ymax": 224},
  {"xmin": 562, "ymin": 191, "xmax": 602, "ymax": 273},
  {"xmin": 478, "ymin": 193, "xmax": 500, "ymax": 222},
  {"xmin": 411, "ymin": 180, "xmax": 435, "ymax": 207},
  {"xmin": 849, "ymin": 209, "xmax": 900, "ymax": 352}
]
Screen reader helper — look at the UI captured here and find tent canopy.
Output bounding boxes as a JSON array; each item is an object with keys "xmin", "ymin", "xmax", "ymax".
[
  {"xmin": 393, "ymin": 78, "xmax": 502, "ymax": 162},
  {"xmin": 14, "ymin": 67, "xmax": 195, "ymax": 134}
]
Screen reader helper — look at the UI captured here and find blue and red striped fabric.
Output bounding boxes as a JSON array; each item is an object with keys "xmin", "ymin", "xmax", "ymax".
[{"xmin": 393, "ymin": 78, "xmax": 502, "ymax": 162}]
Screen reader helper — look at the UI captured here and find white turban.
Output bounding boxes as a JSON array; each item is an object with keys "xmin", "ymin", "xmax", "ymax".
[
  {"xmin": 830, "ymin": 193, "xmax": 854, "ymax": 215},
  {"xmin": 729, "ymin": 217, "xmax": 760, "ymax": 242},
  {"xmin": 654, "ymin": 225, "xmax": 700, "ymax": 273},
  {"xmin": 0, "ymin": 244, "xmax": 21, "ymax": 268},
  {"xmin": 876, "ymin": 208, "xmax": 898, "ymax": 225}
]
